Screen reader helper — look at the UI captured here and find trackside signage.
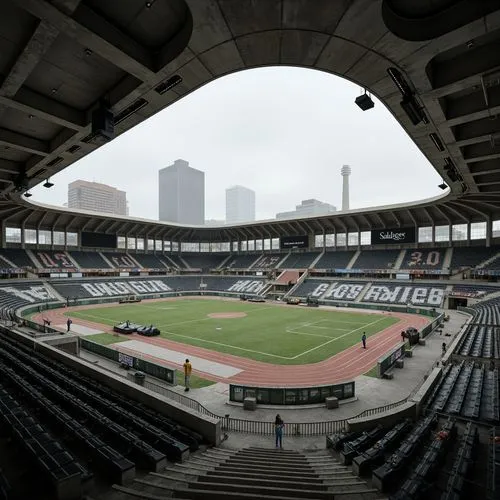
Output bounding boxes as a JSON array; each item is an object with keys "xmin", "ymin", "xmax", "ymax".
[{"xmin": 371, "ymin": 227, "xmax": 416, "ymax": 245}]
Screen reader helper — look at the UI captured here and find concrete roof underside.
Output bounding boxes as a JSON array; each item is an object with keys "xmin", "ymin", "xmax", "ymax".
[{"xmin": 1, "ymin": 0, "xmax": 500, "ymax": 242}]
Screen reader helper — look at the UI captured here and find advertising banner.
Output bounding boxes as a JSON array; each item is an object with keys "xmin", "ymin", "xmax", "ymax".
[
  {"xmin": 371, "ymin": 227, "xmax": 416, "ymax": 245},
  {"xmin": 280, "ymin": 235, "xmax": 309, "ymax": 249}
]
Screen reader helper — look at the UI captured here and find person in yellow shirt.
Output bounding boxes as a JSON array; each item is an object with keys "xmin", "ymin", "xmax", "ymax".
[{"xmin": 183, "ymin": 358, "xmax": 192, "ymax": 392}]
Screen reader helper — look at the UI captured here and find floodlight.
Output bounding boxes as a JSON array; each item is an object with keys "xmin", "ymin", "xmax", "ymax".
[{"xmin": 43, "ymin": 179, "xmax": 54, "ymax": 188}]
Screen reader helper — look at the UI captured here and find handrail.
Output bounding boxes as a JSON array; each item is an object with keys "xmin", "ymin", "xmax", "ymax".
[{"xmin": 143, "ymin": 378, "xmax": 411, "ymax": 436}]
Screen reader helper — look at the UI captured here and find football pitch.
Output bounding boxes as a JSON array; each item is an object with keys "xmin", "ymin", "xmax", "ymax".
[{"xmin": 70, "ymin": 299, "xmax": 400, "ymax": 365}]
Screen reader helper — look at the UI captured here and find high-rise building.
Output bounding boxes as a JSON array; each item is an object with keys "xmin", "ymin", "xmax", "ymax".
[
  {"xmin": 225, "ymin": 185, "xmax": 256, "ymax": 224},
  {"xmin": 158, "ymin": 159, "xmax": 204, "ymax": 224},
  {"xmin": 68, "ymin": 180, "xmax": 128, "ymax": 215},
  {"xmin": 276, "ymin": 199, "xmax": 337, "ymax": 219}
]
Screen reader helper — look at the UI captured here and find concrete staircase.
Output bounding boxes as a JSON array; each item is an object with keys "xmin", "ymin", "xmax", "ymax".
[{"xmin": 109, "ymin": 447, "xmax": 383, "ymax": 500}]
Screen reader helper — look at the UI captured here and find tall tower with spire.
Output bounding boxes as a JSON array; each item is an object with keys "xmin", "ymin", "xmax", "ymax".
[{"xmin": 341, "ymin": 165, "xmax": 351, "ymax": 211}]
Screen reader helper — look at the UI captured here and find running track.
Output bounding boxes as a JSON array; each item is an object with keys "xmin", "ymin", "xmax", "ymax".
[{"xmin": 35, "ymin": 300, "xmax": 430, "ymax": 387}]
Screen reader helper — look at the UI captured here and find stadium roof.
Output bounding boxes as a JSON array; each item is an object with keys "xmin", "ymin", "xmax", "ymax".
[{"xmin": 0, "ymin": 0, "xmax": 500, "ymax": 241}]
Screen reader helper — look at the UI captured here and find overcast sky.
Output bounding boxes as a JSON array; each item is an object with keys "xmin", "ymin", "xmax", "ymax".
[{"xmin": 31, "ymin": 67, "xmax": 441, "ymax": 221}]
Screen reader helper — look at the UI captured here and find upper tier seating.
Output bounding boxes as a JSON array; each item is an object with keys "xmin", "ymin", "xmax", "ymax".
[
  {"xmin": 224, "ymin": 254, "xmax": 260, "ymax": 269},
  {"xmin": 69, "ymin": 251, "xmax": 111, "ymax": 269},
  {"xmin": 128, "ymin": 253, "xmax": 169, "ymax": 269},
  {"xmin": 450, "ymin": 246, "xmax": 500, "ymax": 270},
  {"xmin": 352, "ymin": 250, "xmax": 400, "ymax": 270},
  {"xmin": 50, "ymin": 276, "xmax": 268, "ymax": 299},
  {"xmin": 279, "ymin": 252, "xmax": 319, "ymax": 269},
  {"xmin": 314, "ymin": 251, "xmax": 355, "ymax": 269},
  {"xmin": 400, "ymin": 248, "xmax": 444, "ymax": 270},
  {"xmin": 0, "ymin": 249, "xmax": 35, "ymax": 268},
  {"xmin": 102, "ymin": 253, "xmax": 140, "ymax": 268},
  {"xmin": 180, "ymin": 254, "xmax": 228, "ymax": 270},
  {"xmin": 32, "ymin": 250, "xmax": 76, "ymax": 269},
  {"xmin": 483, "ymin": 254, "xmax": 500, "ymax": 270},
  {"xmin": 165, "ymin": 255, "xmax": 186, "ymax": 269},
  {"xmin": 251, "ymin": 254, "xmax": 283, "ymax": 269},
  {"xmin": 451, "ymin": 284, "xmax": 500, "ymax": 298}
]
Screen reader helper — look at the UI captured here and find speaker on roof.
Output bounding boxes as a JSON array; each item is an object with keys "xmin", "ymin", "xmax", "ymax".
[{"xmin": 91, "ymin": 100, "xmax": 114, "ymax": 143}]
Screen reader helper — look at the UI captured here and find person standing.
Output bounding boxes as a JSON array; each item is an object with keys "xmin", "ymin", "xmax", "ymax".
[
  {"xmin": 361, "ymin": 332, "xmax": 367, "ymax": 349},
  {"xmin": 275, "ymin": 414, "xmax": 284, "ymax": 449},
  {"xmin": 183, "ymin": 358, "xmax": 192, "ymax": 392},
  {"xmin": 66, "ymin": 318, "xmax": 72, "ymax": 332}
]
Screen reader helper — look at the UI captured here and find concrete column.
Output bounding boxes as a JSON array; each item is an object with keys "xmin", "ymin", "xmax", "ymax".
[
  {"xmin": 448, "ymin": 224, "xmax": 452, "ymax": 244},
  {"xmin": 466, "ymin": 223, "xmax": 471, "ymax": 245},
  {"xmin": 0, "ymin": 221, "xmax": 4, "ymax": 248},
  {"xmin": 486, "ymin": 219, "xmax": 492, "ymax": 247}
]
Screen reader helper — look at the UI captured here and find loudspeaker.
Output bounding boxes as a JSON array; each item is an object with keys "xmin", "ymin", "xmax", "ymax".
[
  {"xmin": 355, "ymin": 93, "xmax": 375, "ymax": 111},
  {"xmin": 92, "ymin": 105, "xmax": 114, "ymax": 141}
]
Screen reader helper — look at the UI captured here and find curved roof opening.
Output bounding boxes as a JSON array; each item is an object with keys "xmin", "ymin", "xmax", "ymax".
[{"xmin": 30, "ymin": 66, "xmax": 441, "ymax": 223}]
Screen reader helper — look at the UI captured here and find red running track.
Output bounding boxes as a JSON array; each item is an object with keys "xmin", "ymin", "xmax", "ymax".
[{"xmin": 35, "ymin": 301, "xmax": 430, "ymax": 387}]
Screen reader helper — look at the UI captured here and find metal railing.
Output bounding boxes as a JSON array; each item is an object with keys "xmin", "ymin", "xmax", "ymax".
[{"xmin": 143, "ymin": 377, "xmax": 411, "ymax": 436}]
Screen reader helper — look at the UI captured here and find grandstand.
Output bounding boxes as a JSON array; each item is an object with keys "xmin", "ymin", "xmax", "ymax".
[{"xmin": 0, "ymin": 1, "xmax": 499, "ymax": 500}]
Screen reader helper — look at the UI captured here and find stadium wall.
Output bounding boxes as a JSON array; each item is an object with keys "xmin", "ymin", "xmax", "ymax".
[{"xmin": 1, "ymin": 327, "xmax": 221, "ymax": 445}]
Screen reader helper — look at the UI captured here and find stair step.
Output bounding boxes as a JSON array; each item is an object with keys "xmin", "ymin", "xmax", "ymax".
[
  {"xmin": 200, "ymin": 474, "xmax": 329, "ymax": 491},
  {"xmin": 187, "ymin": 480, "xmax": 335, "ymax": 499},
  {"xmin": 173, "ymin": 485, "xmax": 318, "ymax": 500},
  {"xmin": 245, "ymin": 447, "xmax": 303, "ymax": 456},
  {"xmin": 236, "ymin": 450, "xmax": 335, "ymax": 464},
  {"xmin": 111, "ymin": 485, "xmax": 164, "ymax": 500},
  {"xmin": 215, "ymin": 463, "xmax": 345, "ymax": 474},
  {"xmin": 206, "ymin": 470, "xmax": 325, "ymax": 482}
]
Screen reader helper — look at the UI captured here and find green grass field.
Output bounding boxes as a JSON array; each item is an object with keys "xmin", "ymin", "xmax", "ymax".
[{"xmin": 70, "ymin": 299, "xmax": 399, "ymax": 365}]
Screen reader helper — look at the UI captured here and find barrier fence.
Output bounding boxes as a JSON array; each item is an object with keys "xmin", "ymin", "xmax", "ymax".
[{"xmin": 143, "ymin": 377, "xmax": 410, "ymax": 436}]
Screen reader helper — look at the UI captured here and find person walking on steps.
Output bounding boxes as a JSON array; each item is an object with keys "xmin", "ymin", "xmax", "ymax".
[
  {"xmin": 183, "ymin": 358, "xmax": 192, "ymax": 392},
  {"xmin": 66, "ymin": 318, "xmax": 72, "ymax": 332},
  {"xmin": 362, "ymin": 332, "xmax": 367, "ymax": 349},
  {"xmin": 275, "ymin": 414, "xmax": 284, "ymax": 449}
]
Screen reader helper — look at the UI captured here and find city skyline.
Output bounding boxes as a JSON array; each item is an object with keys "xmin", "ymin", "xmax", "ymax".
[{"xmin": 31, "ymin": 67, "xmax": 441, "ymax": 220}]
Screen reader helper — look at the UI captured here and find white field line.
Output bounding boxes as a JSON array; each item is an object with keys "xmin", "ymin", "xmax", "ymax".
[
  {"xmin": 160, "ymin": 329, "xmax": 292, "ymax": 360},
  {"xmin": 285, "ymin": 327, "xmax": 331, "ymax": 339},
  {"xmin": 290, "ymin": 316, "xmax": 389, "ymax": 360}
]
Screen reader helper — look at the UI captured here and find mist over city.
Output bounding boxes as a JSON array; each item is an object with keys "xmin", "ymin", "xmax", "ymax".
[{"xmin": 31, "ymin": 67, "xmax": 441, "ymax": 223}]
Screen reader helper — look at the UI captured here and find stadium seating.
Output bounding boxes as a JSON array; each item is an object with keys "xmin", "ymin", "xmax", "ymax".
[
  {"xmin": 400, "ymin": 248, "xmax": 445, "ymax": 270},
  {"xmin": 49, "ymin": 275, "xmax": 269, "ymax": 300},
  {"xmin": 0, "ymin": 330, "xmax": 203, "ymax": 490},
  {"xmin": 223, "ymin": 253, "xmax": 261, "ymax": 269},
  {"xmin": 279, "ymin": 252, "xmax": 319, "ymax": 269},
  {"xmin": 102, "ymin": 252, "xmax": 140, "ymax": 268},
  {"xmin": 0, "ymin": 249, "xmax": 35, "ymax": 268},
  {"xmin": 251, "ymin": 254, "xmax": 284, "ymax": 269},
  {"xmin": 314, "ymin": 251, "xmax": 355, "ymax": 269},
  {"xmin": 450, "ymin": 246, "xmax": 500, "ymax": 270},
  {"xmin": 31, "ymin": 250, "xmax": 76, "ymax": 269},
  {"xmin": 164, "ymin": 254, "xmax": 186, "ymax": 269},
  {"xmin": 362, "ymin": 282, "xmax": 445, "ymax": 307},
  {"xmin": 69, "ymin": 251, "xmax": 111, "ymax": 269},
  {"xmin": 451, "ymin": 284, "xmax": 500, "ymax": 298},
  {"xmin": 456, "ymin": 325, "xmax": 499, "ymax": 359},
  {"xmin": 352, "ymin": 250, "xmax": 400, "ymax": 270},
  {"xmin": 128, "ymin": 253, "xmax": 169, "ymax": 269},
  {"xmin": 180, "ymin": 254, "xmax": 228, "ymax": 271},
  {"xmin": 425, "ymin": 363, "xmax": 499, "ymax": 423}
]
